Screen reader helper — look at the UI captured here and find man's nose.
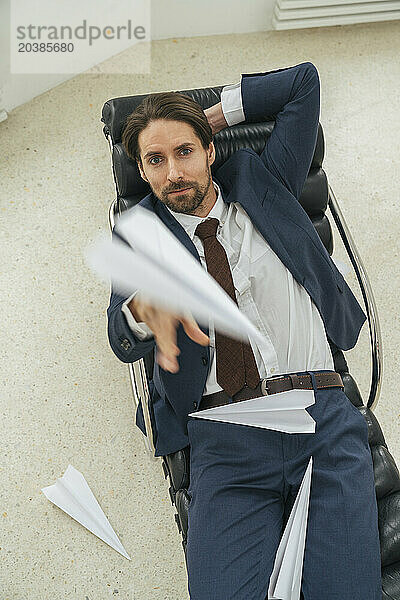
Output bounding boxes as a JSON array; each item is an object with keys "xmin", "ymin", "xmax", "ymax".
[{"xmin": 167, "ymin": 159, "xmax": 184, "ymax": 181}]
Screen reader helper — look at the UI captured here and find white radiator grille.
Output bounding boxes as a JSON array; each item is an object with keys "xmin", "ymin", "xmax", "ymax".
[{"xmin": 272, "ymin": 0, "xmax": 400, "ymax": 29}]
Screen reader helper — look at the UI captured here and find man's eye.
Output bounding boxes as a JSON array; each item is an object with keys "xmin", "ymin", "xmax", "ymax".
[{"xmin": 149, "ymin": 148, "xmax": 192, "ymax": 165}]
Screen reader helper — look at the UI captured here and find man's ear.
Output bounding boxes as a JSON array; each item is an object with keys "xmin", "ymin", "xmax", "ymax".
[{"xmin": 208, "ymin": 141, "xmax": 216, "ymax": 167}]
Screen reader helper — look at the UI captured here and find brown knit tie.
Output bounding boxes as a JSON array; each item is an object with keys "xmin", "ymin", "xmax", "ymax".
[{"xmin": 195, "ymin": 218, "xmax": 260, "ymax": 397}]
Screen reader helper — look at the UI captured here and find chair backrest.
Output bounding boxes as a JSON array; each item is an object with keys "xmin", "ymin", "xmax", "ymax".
[{"xmin": 101, "ymin": 83, "xmax": 334, "ymax": 256}]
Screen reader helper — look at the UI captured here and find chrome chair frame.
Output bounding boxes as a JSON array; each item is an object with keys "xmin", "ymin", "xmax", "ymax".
[{"xmin": 108, "ymin": 191, "xmax": 157, "ymax": 458}]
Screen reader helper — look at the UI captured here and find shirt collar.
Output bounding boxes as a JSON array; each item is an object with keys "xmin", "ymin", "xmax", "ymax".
[{"xmin": 165, "ymin": 180, "xmax": 227, "ymax": 240}]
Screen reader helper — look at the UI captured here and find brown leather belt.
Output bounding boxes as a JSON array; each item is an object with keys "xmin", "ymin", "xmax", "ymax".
[{"xmin": 199, "ymin": 371, "xmax": 344, "ymax": 411}]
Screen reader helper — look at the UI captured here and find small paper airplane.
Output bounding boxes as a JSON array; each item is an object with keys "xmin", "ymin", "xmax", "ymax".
[
  {"xmin": 268, "ymin": 456, "xmax": 313, "ymax": 600},
  {"xmin": 188, "ymin": 389, "xmax": 316, "ymax": 434},
  {"xmin": 85, "ymin": 205, "xmax": 265, "ymax": 346},
  {"xmin": 41, "ymin": 465, "xmax": 130, "ymax": 560}
]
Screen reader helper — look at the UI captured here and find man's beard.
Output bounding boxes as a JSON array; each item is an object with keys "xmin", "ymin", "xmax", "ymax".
[
  {"xmin": 158, "ymin": 170, "xmax": 212, "ymax": 215},
  {"xmin": 162, "ymin": 186, "xmax": 205, "ymax": 214}
]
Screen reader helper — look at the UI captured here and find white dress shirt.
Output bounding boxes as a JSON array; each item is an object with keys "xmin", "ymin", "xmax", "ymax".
[{"xmin": 121, "ymin": 82, "xmax": 334, "ymax": 395}]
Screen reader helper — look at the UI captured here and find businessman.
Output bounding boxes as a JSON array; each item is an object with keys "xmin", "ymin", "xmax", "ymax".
[{"xmin": 107, "ymin": 62, "xmax": 381, "ymax": 599}]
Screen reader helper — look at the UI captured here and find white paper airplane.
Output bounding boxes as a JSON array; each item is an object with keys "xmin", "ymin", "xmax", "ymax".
[
  {"xmin": 85, "ymin": 205, "xmax": 265, "ymax": 346},
  {"xmin": 41, "ymin": 465, "xmax": 130, "ymax": 560},
  {"xmin": 188, "ymin": 389, "xmax": 316, "ymax": 434},
  {"xmin": 268, "ymin": 456, "xmax": 313, "ymax": 600}
]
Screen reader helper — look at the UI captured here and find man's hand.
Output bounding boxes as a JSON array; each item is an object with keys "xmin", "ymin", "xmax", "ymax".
[
  {"xmin": 128, "ymin": 296, "xmax": 209, "ymax": 373},
  {"xmin": 204, "ymin": 102, "xmax": 228, "ymax": 136}
]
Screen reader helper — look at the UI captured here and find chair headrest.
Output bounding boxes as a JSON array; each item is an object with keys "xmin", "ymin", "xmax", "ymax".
[{"xmin": 101, "ymin": 83, "xmax": 327, "ymax": 218}]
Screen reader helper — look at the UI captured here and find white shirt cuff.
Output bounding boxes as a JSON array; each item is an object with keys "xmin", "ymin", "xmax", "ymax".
[
  {"xmin": 220, "ymin": 80, "xmax": 245, "ymax": 127},
  {"xmin": 121, "ymin": 292, "xmax": 154, "ymax": 341}
]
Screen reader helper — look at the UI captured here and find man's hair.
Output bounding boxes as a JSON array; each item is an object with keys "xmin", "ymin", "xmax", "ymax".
[{"xmin": 121, "ymin": 91, "xmax": 213, "ymax": 165}]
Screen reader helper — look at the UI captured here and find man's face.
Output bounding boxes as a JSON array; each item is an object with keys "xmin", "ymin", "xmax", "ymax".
[{"xmin": 137, "ymin": 119, "xmax": 216, "ymax": 217}]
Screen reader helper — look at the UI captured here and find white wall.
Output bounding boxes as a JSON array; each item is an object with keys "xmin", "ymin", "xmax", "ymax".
[
  {"xmin": 151, "ymin": 0, "xmax": 274, "ymax": 39},
  {"xmin": 0, "ymin": 0, "xmax": 275, "ymax": 115}
]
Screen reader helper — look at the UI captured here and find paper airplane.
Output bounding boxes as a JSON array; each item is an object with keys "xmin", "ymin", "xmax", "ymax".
[
  {"xmin": 188, "ymin": 389, "xmax": 316, "ymax": 434},
  {"xmin": 268, "ymin": 456, "xmax": 313, "ymax": 600},
  {"xmin": 41, "ymin": 465, "xmax": 130, "ymax": 560},
  {"xmin": 85, "ymin": 205, "xmax": 265, "ymax": 346}
]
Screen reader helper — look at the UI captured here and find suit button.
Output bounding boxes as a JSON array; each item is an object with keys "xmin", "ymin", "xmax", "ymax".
[
  {"xmin": 201, "ymin": 356, "xmax": 208, "ymax": 365},
  {"xmin": 193, "ymin": 402, "xmax": 198, "ymax": 409},
  {"xmin": 121, "ymin": 338, "xmax": 131, "ymax": 351}
]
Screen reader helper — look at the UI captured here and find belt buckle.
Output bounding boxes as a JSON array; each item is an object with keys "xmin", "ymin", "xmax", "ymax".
[
  {"xmin": 261, "ymin": 373, "xmax": 300, "ymax": 395},
  {"xmin": 261, "ymin": 374, "xmax": 286, "ymax": 395}
]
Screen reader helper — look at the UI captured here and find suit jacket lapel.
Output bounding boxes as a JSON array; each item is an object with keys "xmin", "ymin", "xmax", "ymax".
[{"xmin": 213, "ymin": 173, "xmax": 304, "ymax": 286}]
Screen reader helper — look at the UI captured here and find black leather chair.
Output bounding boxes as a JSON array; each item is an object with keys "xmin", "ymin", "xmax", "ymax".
[{"xmin": 101, "ymin": 81, "xmax": 400, "ymax": 599}]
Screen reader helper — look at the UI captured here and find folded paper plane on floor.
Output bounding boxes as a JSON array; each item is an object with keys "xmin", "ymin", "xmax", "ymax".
[
  {"xmin": 268, "ymin": 456, "xmax": 313, "ymax": 600},
  {"xmin": 41, "ymin": 465, "xmax": 130, "ymax": 560},
  {"xmin": 188, "ymin": 389, "xmax": 316, "ymax": 434},
  {"xmin": 85, "ymin": 205, "xmax": 265, "ymax": 346}
]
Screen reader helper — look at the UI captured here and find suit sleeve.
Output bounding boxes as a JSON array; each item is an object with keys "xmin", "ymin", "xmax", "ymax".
[
  {"xmin": 106, "ymin": 228, "xmax": 156, "ymax": 363},
  {"xmin": 226, "ymin": 61, "xmax": 321, "ymax": 202}
]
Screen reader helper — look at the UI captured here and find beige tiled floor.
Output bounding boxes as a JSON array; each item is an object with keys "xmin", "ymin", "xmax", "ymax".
[{"xmin": 1, "ymin": 20, "xmax": 399, "ymax": 600}]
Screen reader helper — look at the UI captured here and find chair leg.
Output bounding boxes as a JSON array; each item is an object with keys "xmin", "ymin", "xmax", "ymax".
[{"xmin": 161, "ymin": 448, "xmax": 191, "ymax": 558}]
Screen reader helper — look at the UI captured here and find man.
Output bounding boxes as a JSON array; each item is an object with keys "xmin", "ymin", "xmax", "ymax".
[{"xmin": 107, "ymin": 62, "xmax": 381, "ymax": 599}]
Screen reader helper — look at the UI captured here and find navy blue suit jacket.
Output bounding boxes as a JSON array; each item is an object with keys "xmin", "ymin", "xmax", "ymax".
[{"xmin": 107, "ymin": 62, "xmax": 367, "ymax": 457}]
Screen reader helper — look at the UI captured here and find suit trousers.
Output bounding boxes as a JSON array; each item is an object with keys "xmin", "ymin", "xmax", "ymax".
[{"xmin": 185, "ymin": 370, "xmax": 382, "ymax": 600}]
